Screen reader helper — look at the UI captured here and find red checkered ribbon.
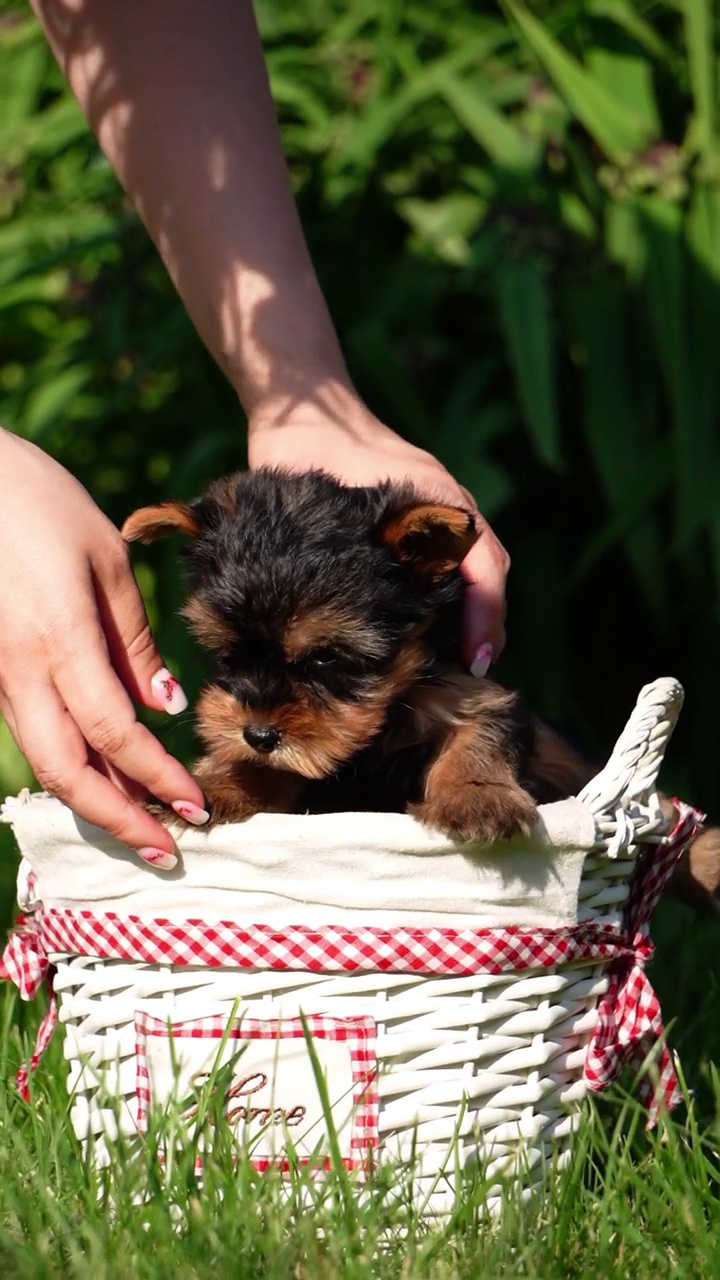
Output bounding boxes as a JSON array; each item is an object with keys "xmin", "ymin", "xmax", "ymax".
[
  {"xmin": 7, "ymin": 912, "xmax": 639, "ymax": 974},
  {"xmin": 2, "ymin": 913, "xmax": 49, "ymax": 999},
  {"xmin": 584, "ymin": 800, "xmax": 704, "ymax": 1123},
  {"xmin": 0, "ymin": 801, "xmax": 702, "ymax": 1116},
  {"xmin": 0, "ymin": 916, "xmax": 57, "ymax": 1100}
]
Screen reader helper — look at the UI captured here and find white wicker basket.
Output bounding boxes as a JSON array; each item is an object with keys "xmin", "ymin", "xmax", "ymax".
[{"xmin": 0, "ymin": 677, "xmax": 698, "ymax": 1218}]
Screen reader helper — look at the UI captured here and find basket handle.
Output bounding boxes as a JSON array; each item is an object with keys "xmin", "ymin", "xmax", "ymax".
[{"xmin": 577, "ymin": 677, "xmax": 684, "ymax": 818}]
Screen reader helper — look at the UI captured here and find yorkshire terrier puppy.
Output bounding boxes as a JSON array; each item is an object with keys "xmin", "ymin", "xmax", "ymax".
[
  {"xmin": 123, "ymin": 469, "xmax": 720, "ymax": 911},
  {"xmin": 123, "ymin": 469, "xmax": 587, "ymax": 842}
]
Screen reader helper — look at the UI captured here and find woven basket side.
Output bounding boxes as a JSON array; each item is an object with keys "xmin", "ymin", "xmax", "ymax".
[{"xmin": 54, "ymin": 952, "xmax": 608, "ymax": 1214}]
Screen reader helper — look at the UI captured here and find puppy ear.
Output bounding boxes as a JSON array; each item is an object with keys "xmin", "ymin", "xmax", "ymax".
[
  {"xmin": 377, "ymin": 502, "xmax": 478, "ymax": 578},
  {"xmin": 121, "ymin": 501, "xmax": 200, "ymax": 544}
]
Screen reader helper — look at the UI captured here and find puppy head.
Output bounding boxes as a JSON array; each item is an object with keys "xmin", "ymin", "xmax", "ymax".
[{"xmin": 123, "ymin": 469, "xmax": 477, "ymax": 778}]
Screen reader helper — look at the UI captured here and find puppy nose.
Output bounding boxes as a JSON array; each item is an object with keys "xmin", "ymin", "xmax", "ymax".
[{"xmin": 243, "ymin": 724, "xmax": 281, "ymax": 753}]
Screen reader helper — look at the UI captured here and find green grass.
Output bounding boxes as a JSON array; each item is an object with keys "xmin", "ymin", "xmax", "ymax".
[
  {"xmin": 2, "ymin": 821, "xmax": 720, "ymax": 1278},
  {"xmin": 1, "ymin": 978, "xmax": 720, "ymax": 1280}
]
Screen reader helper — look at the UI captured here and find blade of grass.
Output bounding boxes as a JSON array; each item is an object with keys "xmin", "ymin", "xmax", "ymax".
[
  {"xmin": 495, "ymin": 253, "xmax": 562, "ymax": 470},
  {"xmin": 300, "ymin": 1011, "xmax": 359, "ymax": 1241}
]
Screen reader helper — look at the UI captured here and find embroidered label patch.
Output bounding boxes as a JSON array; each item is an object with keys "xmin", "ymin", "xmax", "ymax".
[{"xmin": 135, "ymin": 1011, "xmax": 377, "ymax": 1169}]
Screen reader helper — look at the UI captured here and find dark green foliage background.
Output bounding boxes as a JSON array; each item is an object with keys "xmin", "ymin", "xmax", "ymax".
[{"xmin": 1, "ymin": 2, "xmax": 719, "ymax": 1090}]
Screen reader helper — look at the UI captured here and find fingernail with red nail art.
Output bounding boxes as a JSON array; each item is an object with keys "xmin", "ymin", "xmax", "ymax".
[
  {"xmin": 172, "ymin": 800, "xmax": 210, "ymax": 826},
  {"xmin": 139, "ymin": 847, "xmax": 178, "ymax": 871},
  {"xmin": 470, "ymin": 642, "xmax": 494, "ymax": 679},
  {"xmin": 150, "ymin": 667, "xmax": 188, "ymax": 716}
]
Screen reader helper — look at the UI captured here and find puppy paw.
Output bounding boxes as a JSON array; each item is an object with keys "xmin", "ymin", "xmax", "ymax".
[
  {"xmin": 202, "ymin": 799, "xmax": 264, "ymax": 827},
  {"xmin": 412, "ymin": 784, "xmax": 538, "ymax": 845},
  {"xmin": 144, "ymin": 797, "xmax": 258, "ymax": 830},
  {"xmin": 144, "ymin": 799, "xmax": 187, "ymax": 829}
]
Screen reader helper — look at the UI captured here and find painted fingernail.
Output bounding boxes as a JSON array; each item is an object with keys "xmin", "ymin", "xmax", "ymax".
[
  {"xmin": 139, "ymin": 847, "xmax": 178, "ymax": 871},
  {"xmin": 470, "ymin": 643, "xmax": 494, "ymax": 679},
  {"xmin": 150, "ymin": 667, "xmax": 188, "ymax": 716},
  {"xmin": 171, "ymin": 800, "xmax": 210, "ymax": 826}
]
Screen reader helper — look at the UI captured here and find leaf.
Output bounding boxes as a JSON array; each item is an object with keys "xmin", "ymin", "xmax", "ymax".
[
  {"xmin": 24, "ymin": 366, "xmax": 91, "ymax": 439},
  {"xmin": 398, "ymin": 193, "xmax": 484, "ymax": 263},
  {"xmin": 684, "ymin": 181, "xmax": 720, "ymax": 533},
  {"xmin": 588, "ymin": 0, "xmax": 669, "ymax": 61},
  {"xmin": 0, "ymin": 273, "xmax": 66, "ymax": 312},
  {"xmin": 495, "ymin": 255, "xmax": 562, "ymax": 469},
  {"xmin": 438, "ymin": 74, "xmax": 540, "ymax": 172},
  {"xmin": 264, "ymin": 71, "xmax": 332, "ymax": 134},
  {"xmin": 586, "ymin": 45, "xmax": 660, "ymax": 136},
  {"xmin": 558, "ymin": 190, "xmax": 596, "ymax": 240},
  {"xmin": 503, "ymin": 0, "xmax": 654, "ymax": 159},
  {"xmin": 0, "ymin": 21, "xmax": 46, "ymax": 138},
  {"xmin": 605, "ymin": 201, "xmax": 647, "ymax": 280},
  {"xmin": 333, "ymin": 31, "xmax": 507, "ymax": 168},
  {"xmin": 562, "ymin": 278, "xmax": 668, "ymax": 614},
  {"xmin": 681, "ymin": 0, "xmax": 716, "ymax": 154},
  {"xmin": 434, "ymin": 368, "xmax": 517, "ymax": 518},
  {"xmin": 19, "ymin": 98, "xmax": 90, "ymax": 158},
  {"xmin": 635, "ymin": 195, "xmax": 708, "ymax": 544}
]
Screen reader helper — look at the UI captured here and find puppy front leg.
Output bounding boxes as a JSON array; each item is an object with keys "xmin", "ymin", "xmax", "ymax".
[
  {"xmin": 193, "ymin": 757, "xmax": 304, "ymax": 826},
  {"xmin": 150, "ymin": 758, "xmax": 304, "ymax": 829},
  {"xmin": 411, "ymin": 721, "xmax": 538, "ymax": 844}
]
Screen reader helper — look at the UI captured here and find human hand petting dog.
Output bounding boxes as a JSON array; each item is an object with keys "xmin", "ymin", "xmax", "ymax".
[
  {"xmin": 248, "ymin": 388, "xmax": 509, "ymax": 672},
  {"xmin": 0, "ymin": 429, "xmax": 208, "ymax": 867}
]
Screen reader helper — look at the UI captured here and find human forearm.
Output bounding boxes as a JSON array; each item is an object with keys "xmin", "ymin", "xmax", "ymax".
[
  {"xmin": 31, "ymin": 0, "xmax": 510, "ymax": 663},
  {"xmin": 31, "ymin": 0, "xmax": 350, "ymax": 417}
]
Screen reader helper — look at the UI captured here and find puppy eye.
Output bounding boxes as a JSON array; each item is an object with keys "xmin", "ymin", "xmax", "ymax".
[{"xmin": 304, "ymin": 647, "xmax": 337, "ymax": 669}]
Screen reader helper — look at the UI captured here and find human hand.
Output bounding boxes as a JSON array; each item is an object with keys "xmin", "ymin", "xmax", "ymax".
[
  {"xmin": 248, "ymin": 388, "xmax": 510, "ymax": 669},
  {"xmin": 0, "ymin": 429, "xmax": 208, "ymax": 868}
]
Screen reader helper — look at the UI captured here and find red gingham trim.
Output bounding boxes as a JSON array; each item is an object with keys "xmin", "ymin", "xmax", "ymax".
[
  {"xmin": 584, "ymin": 800, "xmax": 704, "ymax": 1123},
  {"xmin": 15, "ymin": 982, "xmax": 57, "ymax": 1103},
  {"xmin": 0, "ymin": 917, "xmax": 49, "ymax": 997},
  {"xmin": 0, "ymin": 916, "xmax": 56, "ymax": 1103},
  {"xmin": 135, "ymin": 1012, "xmax": 377, "ymax": 1171},
  {"xmin": 16, "ymin": 911, "xmax": 638, "ymax": 975}
]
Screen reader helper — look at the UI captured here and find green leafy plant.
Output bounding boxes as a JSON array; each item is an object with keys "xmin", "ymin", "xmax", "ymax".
[{"xmin": 1, "ymin": 0, "xmax": 720, "ymax": 802}]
